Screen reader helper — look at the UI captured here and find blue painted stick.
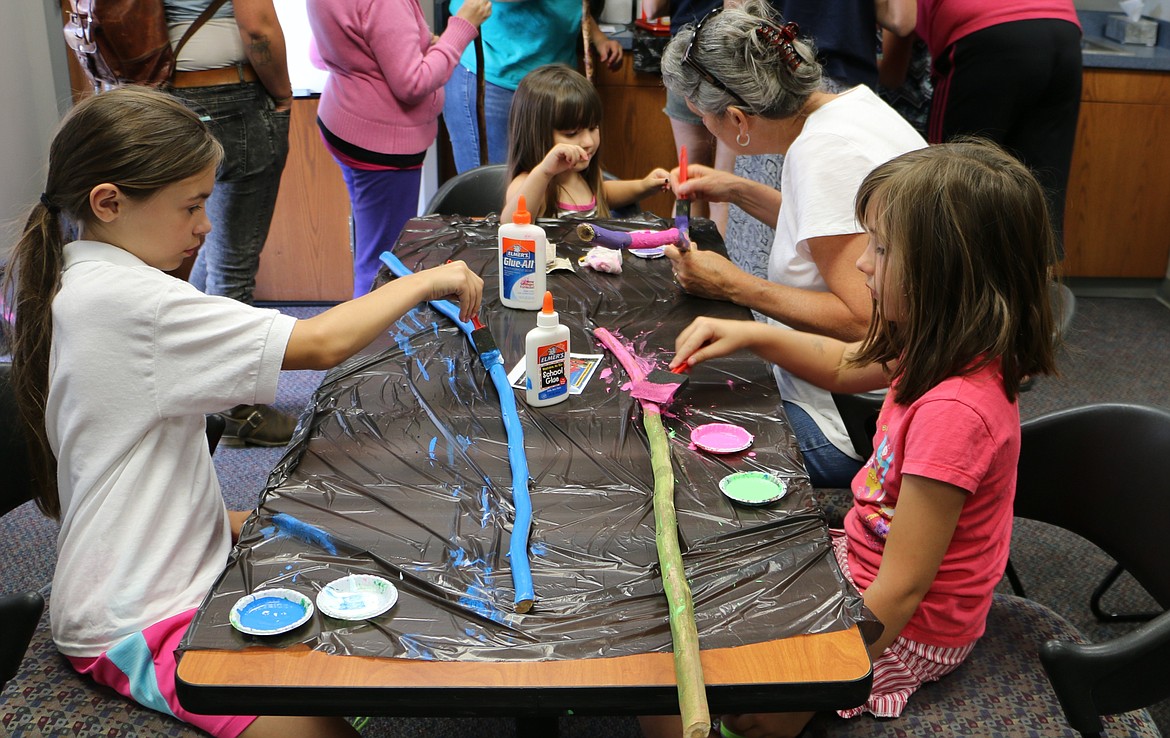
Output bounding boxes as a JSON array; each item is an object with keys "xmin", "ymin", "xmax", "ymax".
[{"xmin": 379, "ymin": 251, "xmax": 536, "ymax": 613}]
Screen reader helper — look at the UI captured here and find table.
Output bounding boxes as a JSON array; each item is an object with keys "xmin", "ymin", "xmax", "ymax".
[{"xmin": 176, "ymin": 215, "xmax": 875, "ymax": 724}]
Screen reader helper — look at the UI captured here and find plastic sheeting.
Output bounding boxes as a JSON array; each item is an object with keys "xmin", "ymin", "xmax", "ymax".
[{"xmin": 180, "ymin": 214, "xmax": 875, "ymax": 662}]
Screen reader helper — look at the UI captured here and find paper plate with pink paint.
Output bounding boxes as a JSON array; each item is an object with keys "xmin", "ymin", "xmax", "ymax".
[{"xmin": 690, "ymin": 423, "xmax": 754, "ymax": 454}]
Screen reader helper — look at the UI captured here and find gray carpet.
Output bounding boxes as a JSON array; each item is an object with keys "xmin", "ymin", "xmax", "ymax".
[{"xmin": 2, "ymin": 296, "xmax": 1169, "ymax": 736}]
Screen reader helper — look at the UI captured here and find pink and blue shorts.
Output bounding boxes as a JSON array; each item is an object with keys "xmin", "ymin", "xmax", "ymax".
[{"xmin": 67, "ymin": 608, "xmax": 257, "ymax": 738}]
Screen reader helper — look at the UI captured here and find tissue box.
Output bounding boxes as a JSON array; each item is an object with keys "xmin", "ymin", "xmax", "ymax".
[{"xmin": 1105, "ymin": 14, "xmax": 1158, "ymax": 46}]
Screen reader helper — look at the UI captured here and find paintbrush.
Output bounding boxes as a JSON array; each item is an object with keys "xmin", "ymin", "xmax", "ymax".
[
  {"xmin": 470, "ymin": 315, "xmax": 504, "ymax": 369},
  {"xmin": 674, "ymin": 145, "xmax": 690, "ymax": 251},
  {"xmin": 630, "ymin": 362, "xmax": 690, "ymax": 405}
]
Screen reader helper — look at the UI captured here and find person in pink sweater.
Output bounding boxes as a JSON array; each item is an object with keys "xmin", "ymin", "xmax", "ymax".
[{"xmin": 307, "ymin": 0, "xmax": 492, "ymax": 297}]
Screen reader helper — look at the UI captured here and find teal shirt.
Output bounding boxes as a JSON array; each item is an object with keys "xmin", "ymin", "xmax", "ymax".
[{"xmin": 451, "ymin": 0, "xmax": 582, "ymax": 90}]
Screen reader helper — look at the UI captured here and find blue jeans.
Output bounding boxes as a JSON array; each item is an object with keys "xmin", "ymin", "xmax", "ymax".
[
  {"xmin": 170, "ymin": 82, "xmax": 290, "ymax": 305},
  {"xmin": 443, "ymin": 64, "xmax": 514, "ymax": 174},
  {"xmin": 783, "ymin": 401, "xmax": 863, "ymax": 489}
]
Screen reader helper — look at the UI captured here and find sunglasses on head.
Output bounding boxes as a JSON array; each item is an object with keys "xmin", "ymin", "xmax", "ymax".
[
  {"xmin": 682, "ymin": 8, "xmax": 804, "ymax": 109},
  {"xmin": 682, "ymin": 8, "xmax": 750, "ymax": 108}
]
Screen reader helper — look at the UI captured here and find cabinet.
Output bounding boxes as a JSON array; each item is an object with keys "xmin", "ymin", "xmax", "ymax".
[
  {"xmin": 1063, "ymin": 68, "xmax": 1170, "ymax": 278},
  {"xmin": 254, "ymin": 97, "xmax": 352, "ymax": 302},
  {"xmin": 593, "ymin": 55, "xmax": 677, "ymax": 219}
]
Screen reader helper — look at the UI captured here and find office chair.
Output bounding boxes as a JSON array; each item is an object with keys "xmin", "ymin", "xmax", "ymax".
[
  {"xmin": 0, "ymin": 361, "xmax": 220, "ymax": 737},
  {"xmin": 811, "ymin": 403, "xmax": 1170, "ymax": 737},
  {"xmin": 424, "ymin": 164, "xmax": 509, "ymax": 217}
]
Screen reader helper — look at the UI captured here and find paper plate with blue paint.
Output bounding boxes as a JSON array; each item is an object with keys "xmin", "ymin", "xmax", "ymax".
[
  {"xmin": 229, "ymin": 588, "xmax": 314, "ymax": 636},
  {"xmin": 316, "ymin": 574, "xmax": 399, "ymax": 621},
  {"xmin": 719, "ymin": 471, "xmax": 788, "ymax": 507}
]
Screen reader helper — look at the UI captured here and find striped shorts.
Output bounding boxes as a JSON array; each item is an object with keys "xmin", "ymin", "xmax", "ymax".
[
  {"xmin": 831, "ymin": 532, "xmax": 976, "ymax": 719},
  {"xmin": 67, "ymin": 608, "xmax": 257, "ymax": 738}
]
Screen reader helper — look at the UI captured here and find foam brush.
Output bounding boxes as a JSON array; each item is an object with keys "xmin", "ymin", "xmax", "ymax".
[
  {"xmin": 470, "ymin": 315, "xmax": 504, "ymax": 369},
  {"xmin": 630, "ymin": 362, "xmax": 690, "ymax": 405},
  {"xmin": 674, "ymin": 145, "xmax": 691, "ymax": 251}
]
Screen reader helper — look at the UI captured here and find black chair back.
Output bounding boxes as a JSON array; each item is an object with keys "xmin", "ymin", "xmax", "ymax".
[
  {"xmin": 1015, "ymin": 403, "xmax": 1170, "ymax": 609},
  {"xmin": 424, "ymin": 164, "xmax": 509, "ymax": 218}
]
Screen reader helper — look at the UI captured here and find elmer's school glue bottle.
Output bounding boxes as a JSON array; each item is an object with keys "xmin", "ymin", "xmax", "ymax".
[
  {"xmin": 525, "ymin": 291, "xmax": 570, "ymax": 407},
  {"xmin": 498, "ymin": 195, "xmax": 547, "ymax": 310}
]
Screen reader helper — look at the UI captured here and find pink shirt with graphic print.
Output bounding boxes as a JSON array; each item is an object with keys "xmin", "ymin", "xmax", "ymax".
[{"xmin": 842, "ymin": 361, "xmax": 1020, "ymax": 648}]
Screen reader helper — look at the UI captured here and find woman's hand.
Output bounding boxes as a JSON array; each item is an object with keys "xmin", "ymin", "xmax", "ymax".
[
  {"xmin": 455, "ymin": 0, "xmax": 492, "ymax": 27},
  {"xmin": 537, "ymin": 143, "xmax": 590, "ymax": 177},
  {"xmin": 594, "ymin": 38, "xmax": 623, "ymax": 69},
  {"xmin": 418, "ymin": 260, "xmax": 484, "ymax": 323},
  {"xmin": 673, "ymin": 316, "xmax": 761, "ymax": 369},
  {"xmin": 669, "ymin": 163, "xmax": 743, "ymax": 204},
  {"xmin": 665, "ymin": 244, "xmax": 747, "ymax": 302}
]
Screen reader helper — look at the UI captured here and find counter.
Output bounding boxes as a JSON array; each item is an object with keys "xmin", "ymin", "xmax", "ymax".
[{"xmin": 1080, "ymin": 10, "xmax": 1170, "ymax": 70}]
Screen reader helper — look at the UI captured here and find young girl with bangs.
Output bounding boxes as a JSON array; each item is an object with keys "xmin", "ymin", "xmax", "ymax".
[
  {"xmin": 502, "ymin": 64, "xmax": 670, "ymax": 221},
  {"xmin": 645, "ymin": 141, "xmax": 1059, "ymax": 738}
]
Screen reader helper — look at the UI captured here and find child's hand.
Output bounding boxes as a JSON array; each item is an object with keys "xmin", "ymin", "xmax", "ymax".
[
  {"xmin": 420, "ymin": 260, "xmax": 484, "ymax": 323},
  {"xmin": 643, "ymin": 167, "xmax": 671, "ymax": 194},
  {"xmin": 455, "ymin": 0, "xmax": 492, "ymax": 27},
  {"xmin": 672, "ymin": 316, "xmax": 757, "ymax": 369},
  {"xmin": 538, "ymin": 143, "xmax": 590, "ymax": 177},
  {"xmin": 669, "ymin": 163, "xmax": 738, "ymax": 203}
]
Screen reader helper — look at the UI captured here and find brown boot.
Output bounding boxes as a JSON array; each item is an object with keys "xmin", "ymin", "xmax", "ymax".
[{"xmin": 217, "ymin": 404, "xmax": 296, "ymax": 447}]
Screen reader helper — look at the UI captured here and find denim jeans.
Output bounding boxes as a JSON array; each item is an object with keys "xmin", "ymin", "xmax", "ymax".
[
  {"xmin": 442, "ymin": 64, "xmax": 514, "ymax": 174},
  {"xmin": 783, "ymin": 400, "xmax": 864, "ymax": 489},
  {"xmin": 169, "ymin": 82, "xmax": 290, "ymax": 305}
]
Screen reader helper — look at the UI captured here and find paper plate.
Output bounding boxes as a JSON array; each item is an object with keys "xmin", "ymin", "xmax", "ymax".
[
  {"xmin": 230, "ymin": 588, "xmax": 314, "ymax": 636},
  {"xmin": 691, "ymin": 423, "xmax": 754, "ymax": 454},
  {"xmin": 719, "ymin": 471, "xmax": 788, "ymax": 506},
  {"xmin": 629, "ymin": 245, "xmax": 666, "ymax": 259},
  {"xmin": 316, "ymin": 574, "xmax": 399, "ymax": 621}
]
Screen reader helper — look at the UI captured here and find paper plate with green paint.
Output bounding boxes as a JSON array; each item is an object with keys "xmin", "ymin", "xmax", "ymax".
[
  {"xmin": 719, "ymin": 471, "xmax": 788, "ymax": 506},
  {"xmin": 316, "ymin": 574, "xmax": 398, "ymax": 620},
  {"xmin": 229, "ymin": 588, "xmax": 314, "ymax": 636}
]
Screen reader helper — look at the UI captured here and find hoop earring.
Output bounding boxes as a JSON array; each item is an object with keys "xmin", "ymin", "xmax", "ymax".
[{"xmin": 736, "ymin": 131, "xmax": 750, "ymax": 147}]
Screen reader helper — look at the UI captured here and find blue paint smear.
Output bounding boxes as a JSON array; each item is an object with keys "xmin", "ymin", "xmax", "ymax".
[
  {"xmin": 380, "ymin": 250, "xmax": 535, "ymax": 611},
  {"xmin": 415, "ymin": 357, "xmax": 430, "ymax": 380},
  {"xmin": 272, "ymin": 513, "xmax": 338, "ymax": 555},
  {"xmin": 530, "ymin": 541, "xmax": 548, "ymax": 557},
  {"xmin": 428, "ymin": 437, "xmax": 438, "ymax": 459}
]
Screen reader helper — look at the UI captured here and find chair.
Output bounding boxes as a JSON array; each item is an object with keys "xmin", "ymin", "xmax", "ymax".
[
  {"xmin": 424, "ymin": 163, "xmax": 509, "ymax": 217},
  {"xmin": 809, "ymin": 403, "xmax": 1170, "ymax": 737},
  {"xmin": 0, "ymin": 362, "xmax": 217, "ymax": 737}
]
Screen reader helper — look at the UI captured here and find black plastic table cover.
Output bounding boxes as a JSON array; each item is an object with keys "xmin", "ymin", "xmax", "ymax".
[{"xmin": 180, "ymin": 214, "xmax": 873, "ymax": 662}]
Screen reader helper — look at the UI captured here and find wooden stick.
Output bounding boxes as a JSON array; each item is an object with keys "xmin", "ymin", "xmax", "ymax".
[
  {"xmin": 582, "ymin": 0, "xmax": 594, "ymax": 82},
  {"xmin": 594, "ymin": 327, "xmax": 710, "ymax": 738}
]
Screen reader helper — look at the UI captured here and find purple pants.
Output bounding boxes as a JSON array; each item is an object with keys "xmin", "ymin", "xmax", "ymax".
[{"xmin": 338, "ymin": 163, "xmax": 422, "ymax": 298}]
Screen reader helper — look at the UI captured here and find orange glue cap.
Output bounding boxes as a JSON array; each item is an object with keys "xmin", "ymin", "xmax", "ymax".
[{"xmin": 514, "ymin": 195, "xmax": 531, "ymax": 225}]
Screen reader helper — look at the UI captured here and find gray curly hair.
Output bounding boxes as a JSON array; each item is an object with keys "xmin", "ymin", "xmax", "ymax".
[{"xmin": 660, "ymin": 0, "xmax": 822, "ymax": 119}]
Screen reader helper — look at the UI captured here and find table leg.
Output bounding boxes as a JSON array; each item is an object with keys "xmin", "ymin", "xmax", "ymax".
[{"xmin": 516, "ymin": 714, "xmax": 560, "ymax": 738}]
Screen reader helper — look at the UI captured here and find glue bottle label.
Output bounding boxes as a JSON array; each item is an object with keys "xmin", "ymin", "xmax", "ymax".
[
  {"xmin": 501, "ymin": 237, "xmax": 538, "ymax": 303},
  {"xmin": 534, "ymin": 340, "xmax": 569, "ymax": 400}
]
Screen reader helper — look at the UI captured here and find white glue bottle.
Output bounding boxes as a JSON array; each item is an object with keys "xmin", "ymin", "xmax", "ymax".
[
  {"xmin": 525, "ymin": 291, "xmax": 571, "ymax": 407},
  {"xmin": 498, "ymin": 195, "xmax": 547, "ymax": 310}
]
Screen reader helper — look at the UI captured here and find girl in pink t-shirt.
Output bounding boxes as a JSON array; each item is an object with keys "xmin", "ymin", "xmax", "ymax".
[{"xmin": 663, "ymin": 141, "xmax": 1059, "ymax": 737}]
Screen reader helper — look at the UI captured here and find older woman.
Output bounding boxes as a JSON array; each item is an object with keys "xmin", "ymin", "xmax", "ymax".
[{"xmin": 660, "ymin": 0, "xmax": 925, "ymax": 488}]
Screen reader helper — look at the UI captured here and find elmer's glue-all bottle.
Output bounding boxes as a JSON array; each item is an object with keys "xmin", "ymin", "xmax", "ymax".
[
  {"xmin": 498, "ymin": 195, "xmax": 547, "ymax": 310},
  {"xmin": 525, "ymin": 291, "xmax": 570, "ymax": 407}
]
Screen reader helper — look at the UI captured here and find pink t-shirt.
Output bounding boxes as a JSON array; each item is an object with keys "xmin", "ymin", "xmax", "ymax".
[
  {"xmin": 915, "ymin": 0, "xmax": 1080, "ymax": 59},
  {"xmin": 842, "ymin": 361, "xmax": 1020, "ymax": 648}
]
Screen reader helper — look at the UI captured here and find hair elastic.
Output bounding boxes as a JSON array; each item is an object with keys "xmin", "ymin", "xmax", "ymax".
[
  {"xmin": 755, "ymin": 22, "xmax": 803, "ymax": 71},
  {"xmin": 39, "ymin": 192, "xmax": 60, "ymax": 216}
]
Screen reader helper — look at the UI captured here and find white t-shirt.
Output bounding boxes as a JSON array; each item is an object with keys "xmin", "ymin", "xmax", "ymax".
[
  {"xmin": 767, "ymin": 85, "xmax": 926, "ymax": 460},
  {"xmin": 48, "ymin": 241, "xmax": 296, "ymax": 657}
]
